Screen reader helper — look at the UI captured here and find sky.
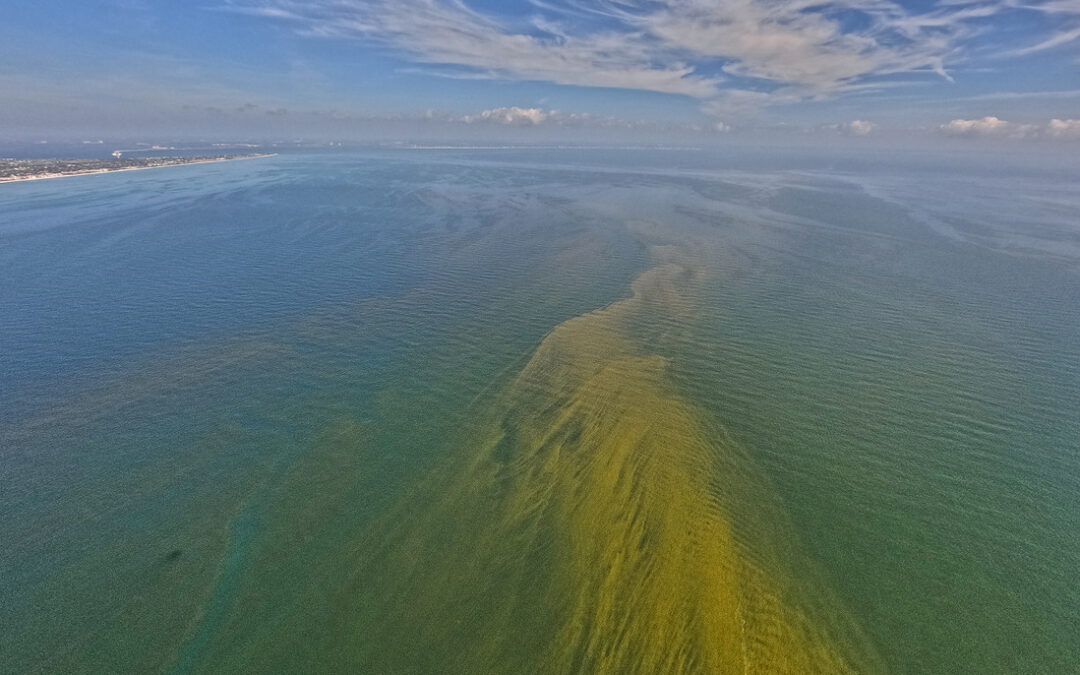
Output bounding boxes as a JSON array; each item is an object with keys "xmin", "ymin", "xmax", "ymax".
[{"xmin": 1, "ymin": 0, "xmax": 1078, "ymax": 144}]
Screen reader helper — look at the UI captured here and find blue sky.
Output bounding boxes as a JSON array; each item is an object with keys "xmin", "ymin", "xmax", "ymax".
[{"xmin": 1, "ymin": 0, "xmax": 1078, "ymax": 142}]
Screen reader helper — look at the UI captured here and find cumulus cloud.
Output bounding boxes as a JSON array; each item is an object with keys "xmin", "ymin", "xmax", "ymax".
[
  {"xmin": 449, "ymin": 105, "xmax": 737, "ymax": 135},
  {"xmin": 462, "ymin": 107, "xmax": 552, "ymax": 126},
  {"xmin": 941, "ymin": 116, "xmax": 1016, "ymax": 136},
  {"xmin": 1047, "ymin": 118, "xmax": 1080, "ymax": 139},
  {"xmin": 813, "ymin": 119, "xmax": 876, "ymax": 136},
  {"xmin": 223, "ymin": 0, "xmax": 1080, "ymax": 113},
  {"xmin": 457, "ymin": 106, "xmax": 657, "ymax": 129},
  {"xmin": 845, "ymin": 120, "xmax": 876, "ymax": 136},
  {"xmin": 939, "ymin": 117, "xmax": 1080, "ymax": 140}
]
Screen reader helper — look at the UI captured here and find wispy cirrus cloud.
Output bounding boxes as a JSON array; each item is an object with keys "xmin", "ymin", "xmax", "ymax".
[
  {"xmin": 1007, "ymin": 25, "xmax": 1080, "ymax": 55},
  {"xmin": 222, "ymin": 0, "xmax": 1080, "ymax": 113},
  {"xmin": 998, "ymin": 0, "xmax": 1080, "ymax": 54},
  {"xmin": 222, "ymin": 0, "xmax": 720, "ymax": 97},
  {"xmin": 946, "ymin": 88, "xmax": 1080, "ymax": 101},
  {"xmin": 613, "ymin": 0, "xmax": 959, "ymax": 87}
]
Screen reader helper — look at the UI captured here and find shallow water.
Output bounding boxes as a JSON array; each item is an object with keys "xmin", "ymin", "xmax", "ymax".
[{"xmin": 2, "ymin": 149, "xmax": 1078, "ymax": 673}]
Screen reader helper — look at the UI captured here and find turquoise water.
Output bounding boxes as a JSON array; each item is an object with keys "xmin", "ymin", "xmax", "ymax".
[{"xmin": 1, "ymin": 150, "xmax": 1078, "ymax": 673}]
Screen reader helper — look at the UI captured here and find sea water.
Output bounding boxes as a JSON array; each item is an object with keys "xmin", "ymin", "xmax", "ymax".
[{"xmin": 1, "ymin": 149, "xmax": 1078, "ymax": 673}]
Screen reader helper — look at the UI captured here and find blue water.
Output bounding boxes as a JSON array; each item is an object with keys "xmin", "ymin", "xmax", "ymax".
[{"xmin": 2, "ymin": 149, "xmax": 1079, "ymax": 673}]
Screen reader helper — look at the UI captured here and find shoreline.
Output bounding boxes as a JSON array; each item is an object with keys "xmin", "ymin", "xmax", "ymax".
[{"xmin": 0, "ymin": 153, "xmax": 277, "ymax": 184}]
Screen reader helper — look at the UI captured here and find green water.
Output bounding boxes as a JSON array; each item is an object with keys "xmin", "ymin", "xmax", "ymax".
[{"xmin": 1, "ymin": 150, "xmax": 1078, "ymax": 673}]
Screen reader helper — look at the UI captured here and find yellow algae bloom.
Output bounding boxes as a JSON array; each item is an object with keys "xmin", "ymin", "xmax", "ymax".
[{"xmin": 346, "ymin": 244, "xmax": 881, "ymax": 674}]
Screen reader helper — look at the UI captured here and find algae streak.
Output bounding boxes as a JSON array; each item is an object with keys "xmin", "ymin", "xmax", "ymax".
[{"xmin": 336, "ymin": 245, "xmax": 880, "ymax": 673}]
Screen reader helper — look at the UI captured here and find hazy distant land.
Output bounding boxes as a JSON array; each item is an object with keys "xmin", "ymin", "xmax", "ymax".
[{"xmin": 0, "ymin": 153, "xmax": 276, "ymax": 183}]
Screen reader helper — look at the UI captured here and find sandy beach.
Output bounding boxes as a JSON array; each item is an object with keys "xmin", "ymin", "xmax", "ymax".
[{"xmin": 0, "ymin": 153, "xmax": 277, "ymax": 184}]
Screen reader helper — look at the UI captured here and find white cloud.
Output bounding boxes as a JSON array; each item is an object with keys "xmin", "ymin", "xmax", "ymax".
[
  {"xmin": 947, "ymin": 89, "xmax": 1080, "ymax": 102},
  {"xmin": 814, "ymin": 119, "xmax": 876, "ymax": 135},
  {"xmin": 1008, "ymin": 26, "xmax": 1080, "ymax": 55},
  {"xmin": 223, "ymin": 0, "xmax": 720, "ymax": 98},
  {"xmin": 458, "ymin": 106, "xmax": 622, "ymax": 127},
  {"xmin": 845, "ymin": 119, "xmax": 876, "ymax": 136},
  {"xmin": 626, "ymin": 0, "xmax": 957, "ymax": 91},
  {"xmin": 940, "ymin": 116, "xmax": 1017, "ymax": 136},
  {"xmin": 1047, "ymin": 118, "xmax": 1080, "ymax": 139},
  {"xmin": 224, "ymin": 0, "xmax": 1080, "ymax": 113},
  {"xmin": 939, "ymin": 116, "xmax": 1080, "ymax": 140},
  {"xmin": 462, "ymin": 107, "xmax": 552, "ymax": 125}
]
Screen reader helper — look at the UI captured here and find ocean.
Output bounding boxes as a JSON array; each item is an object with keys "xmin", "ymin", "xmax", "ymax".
[{"xmin": 2, "ymin": 148, "xmax": 1078, "ymax": 673}]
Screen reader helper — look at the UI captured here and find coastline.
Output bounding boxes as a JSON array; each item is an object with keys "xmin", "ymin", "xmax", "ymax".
[{"xmin": 0, "ymin": 153, "xmax": 277, "ymax": 184}]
